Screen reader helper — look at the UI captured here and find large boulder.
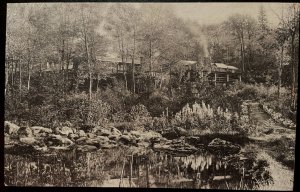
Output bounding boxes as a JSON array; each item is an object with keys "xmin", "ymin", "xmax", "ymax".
[
  {"xmin": 68, "ymin": 133, "xmax": 79, "ymax": 141},
  {"xmin": 142, "ymin": 131, "xmax": 162, "ymax": 141},
  {"xmin": 137, "ymin": 141, "xmax": 151, "ymax": 148},
  {"xmin": 130, "ymin": 130, "xmax": 143, "ymax": 138},
  {"xmin": 17, "ymin": 127, "xmax": 33, "ymax": 138},
  {"xmin": 45, "ymin": 134, "xmax": 73, "ymax": 146},
  {"xmin": 49, "ymin": 146, "xmax": 72, "ymax": 151},
  {"xmin": 96, "ymin": 136, "xmax": 110, "ymax": 142},
  {"xmin": 61, "ymin": 137, "xmax": 74, "ymax": 146},
  {"xmin": 161, "ymin": 129, "xmax": 180, "ymax": 140},
  {"xmin": 80, "ymin": 124, "xmax": 95, "ymax": 133},
  {"xmin": 35, "ymin": 146, "xmax": 48, "ymax": 153},
  {"xmin": 174, "ymin": 127, "xmax": 188, "ymax": 136},
  {"xmin": 207, "ymin": 138, "xmax": 240, "ymax": 155},
  {"xmin": 58, "ymin": 126, "xmax": 74, "ymax": 136},
  {"xmin": 5, "ymin": 135, "xmax": 18, "ymax": 145},
  {"xmin": 31, "ymin": 126, "xmax": 52, "ymax": 136},
  {"xmin": 95, "ymin": 128, "xmax": 111, "ymax": 137},
  {"xmin": 86, "ymin": 136, "xmax": 110, "ymax": 148},
  {"xmin": 108, "ymin": 134, "xmax": 120, "ymax": 141},
  {"xmin": 153, "ymin": 137, "xmax": 198, "ymax": 155},
  {"xmin": 119, "ymin": 135, "xmax": 133, "ymax": 145},
  {"xmin": 77, "ymin": 145, "xmax": 97, "ymax": 152},
  {"xmin": 87, "ymin": 133, "xmax": 96, "ymax": 139},
  {"xmin": 101, "ymin": 143, "xmax": 118, "ymax": 149},
  {"xmin": 5, "ymin": 121, "xmax": 20, "ymax": 135},
  {"xmin": 78, "ymin": 130, "xmax": 86, "ymax": 137},
  {"xmin": 75, "ymin": 137, "xmax": 88, "ymax": 145},
  {"xmin": 20, "ymin": 137, "xmax": 38, "ymax": 145},
  {"xmin": 110, "ymin": 127, "xmax": 122, "ymax": 135},
  {"xmin": 130, "ymin": 130, "xmax": 162, "ymax": 143}
]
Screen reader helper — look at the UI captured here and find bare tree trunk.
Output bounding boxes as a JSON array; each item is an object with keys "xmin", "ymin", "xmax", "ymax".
[
  {"xmin": 291, "ymin": 34, "xmax": 296, "ymax": 109},
  {"xmin": 5, "ymin": 62, "xmax": 8, "ymax": 96},
  {"xmin": 121, "ymin": 42, "xmax": 128, "ymax": 91},
  {"xmin": 240, "ymin": 37, "xmax": 245, "ymax": 72},
  {"xmin": 123, "ymin": 62, "xmax": 128, "ymax": 90},
  {"xmin": 129, "ymin": 154, "xmax": 133, "ymax": 187},
  {"xmin": 137, "ymin": 164, "xmax": 140, "ymax": 187},
  {"xmin": 11, "ymin": 60, "xmax": 14, "ymax": 87},
  {"xmin": 81, "ymin": 7, "xmax": 92, "ymax": 123},
  {"xmin": 278, "ymin": 46, "xmax": 283, "ymax": 100},
  {"xmin": 119, "ymin": 158, "xmax": 126, "ymax": 187},
  {"xmin": 146, "ymin": 162, "xmax": 150, "ymax": 188},
  {"xmin": 149, "ymin": 40, "xmax": 152, "ymax": 74},
  {"xmin": 39, "ymin": 60, "xmax": 42, "ymax": 77},
  {"xmin": 132, "ymin": 28, "xmax": 136, "ymax": 94},
  {"xmin": 27, "ymin": 59, "xmax": 31, "ymax": 92},
  {"xmin": 169, "ymin": 63, "xmax": 172, "ymax": 97},
  {"xmin": 19, "ymin": 60, "xmax": 22, "ymax": 102},
  {"xmin": 160, "ymin": 67, "xmax": 163, "ymax": 89}
]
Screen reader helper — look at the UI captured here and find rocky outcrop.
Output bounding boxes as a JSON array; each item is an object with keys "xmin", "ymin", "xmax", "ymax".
[
  {"xmin": 77, "ymin": 145, "xmax": 97, "ymax": 152},
  {"xmin": 174, "ymin": 127, "xmax": 189, "ymax": 136},
  {"xmin": 119, "ymin": 135, "xmax": 133, "ymax": 145},
  {"xmin": 153, "ymin": 137, "xmax": 198, "ymax": 154},
  {"xmin": 78, "ymin": 130, "xmax": 86, "ymax": 137},
  {"xmin": 95, "ymin": 128, "xmax": 111, "ymax": 136},
  {"xmin": 68, "ymin": 133, "xmax": 79, "ymax": 141},
  {"xmin": 45, "ymin": 134, "xmax": 73, "ymax": 146},
  {"xmin": 207, "ymin": 138, "xmax": 240, "ymax": 155},
  {"xmin": 110, "ymin": 127, "xmax": 122, "ymax": 135},
  {"xmin": 87, "ymin": 133, "xmax": 96, "ymax": 139},
  {"xmin": 7, "ymin": 122, "xmax": 242, "ymax": 155},
  {"xmin": 17, "ymin": 127, "xmax": 33, "ymax": 138},
  {"xmin": 5, "ymin": 121, "xmax": 20, "ymax": 135},
  {"xmin": 57, "ymin": 126, "xmax": 74, "ymax": 136},
  {"xmin": 161, "ymin": 129, "xmax": 180, "ymax": 140},
  {"xmin": 20, "ymin": 137, "xmax": 38, "ymax": 145},
  {"xmin": 31, "ymin": 126, "xmax": 52, "ymax": 136}
]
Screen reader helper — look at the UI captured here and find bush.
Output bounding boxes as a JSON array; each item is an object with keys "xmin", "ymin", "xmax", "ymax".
[
  {"xmin": 171, "ymin": 101, "xmax": 241, "ymax": 134},
  {"xmin": 129, "ymin": 104, "xmax": 153, "ymax": 130},
  {"xmin": 238, "ymin": 86, "xmax": 258, "ymax": 100},
  {"xmin": 152, "ymin": 117, "xmax": 168, "ymax": 131},
  {"xmin": 58, "ymin": 93, "xmax": 111, "ymax": 127}
]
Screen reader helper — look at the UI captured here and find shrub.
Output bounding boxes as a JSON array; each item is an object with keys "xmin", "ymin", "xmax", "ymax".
[
  {"xmin": 171, "ymin": 101, "xmax": 240, "ymax": 134},
  {"xmin": 152, "ymin": 117, "xmax": 168, "ymax": 131},
  {"xmin": 58, "ymin": 93, "xmax": 111, "ymax": 127},
  {"xmin": 128, "ymin": 104, "xmax": 153, "ymax": 131}
]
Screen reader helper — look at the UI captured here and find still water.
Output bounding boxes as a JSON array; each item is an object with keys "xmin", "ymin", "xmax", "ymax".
[{"xmin": 4, "ymin": 146, "xmax": 273, "ymax": 189}]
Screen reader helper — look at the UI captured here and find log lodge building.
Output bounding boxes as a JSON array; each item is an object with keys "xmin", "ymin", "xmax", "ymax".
[{"xmin": 37, "ymin": 55, "xmax": 241, "ymax": 93}]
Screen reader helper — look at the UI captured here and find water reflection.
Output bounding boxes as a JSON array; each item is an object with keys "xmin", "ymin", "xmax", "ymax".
[
  {"xmin": 130, "ymin": 149, "xmax": 273, "ymax": 189},
  {"xmin": 4, "ymin": 147, "xmax": 273, "ymax": 189}
]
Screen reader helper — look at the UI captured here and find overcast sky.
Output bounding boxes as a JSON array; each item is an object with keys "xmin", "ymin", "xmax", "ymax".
[
  {"xmin": 170, "ymin": 3, "xmax": 293, "ymax": 26},
  {"xmin": 8, "ymin": 2, "xmax": 295, "ymax": 28}
]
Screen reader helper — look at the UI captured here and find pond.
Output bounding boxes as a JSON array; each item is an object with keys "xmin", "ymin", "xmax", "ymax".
[{"xmin": 4, "ymin": 145, "xmax": 273, "ymax": 189}]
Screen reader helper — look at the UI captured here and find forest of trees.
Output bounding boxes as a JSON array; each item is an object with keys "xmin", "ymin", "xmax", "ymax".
[
  {"xmin": 5, "ymin": 3, "xmax": 299, "ymax": 189},
  {"xmin": 5, "ymin": 3, "xmax": 299, "ymax": 126}
]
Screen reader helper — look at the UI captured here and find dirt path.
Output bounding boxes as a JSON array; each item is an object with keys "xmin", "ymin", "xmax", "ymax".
[
  {"xmin": 257, "ymin": 152, "xmax": 294, "ymax": 191},
  {"xmin": 101, "ymin": 178, "xmax": 137, "ymax": 187},
  {"xmin": 247, "ymin": 102, "xmax": 295, "ymax": 190},
  {"xmin": 248, "ymin": 102, "xmax": 295, "ymax": 141}
]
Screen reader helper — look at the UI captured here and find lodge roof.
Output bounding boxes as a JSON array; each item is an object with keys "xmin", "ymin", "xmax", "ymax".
[
  {"xmin": 212, "ymin": 63, "xmax": 238, "ymax": 70},
  {"xmin": 178, "ymin": 60, "xmax": 198, "ymax": 66},
  {"xmin": 97, "ymin": 57, "xmax": 141, "ymax": 65}
]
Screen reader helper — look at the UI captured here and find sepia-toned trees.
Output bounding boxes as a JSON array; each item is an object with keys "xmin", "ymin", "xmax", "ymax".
[{"xmin": 5, "ymin": 3, "xmax": 298, "ymax": 125}]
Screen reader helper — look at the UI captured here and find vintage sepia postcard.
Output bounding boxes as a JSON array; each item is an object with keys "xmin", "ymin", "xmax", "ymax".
[{"xmin": 4, "ymin": 2, "xmax": 298, "ymax": 190}]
